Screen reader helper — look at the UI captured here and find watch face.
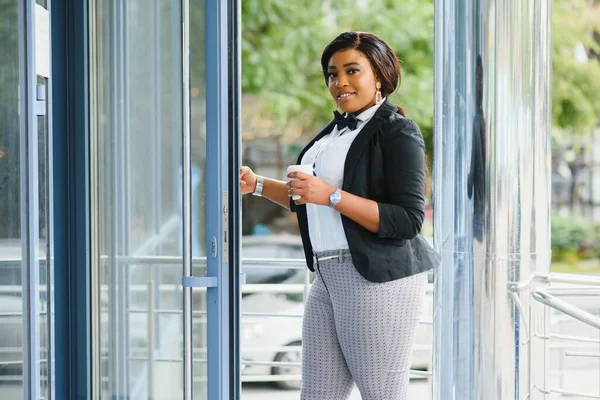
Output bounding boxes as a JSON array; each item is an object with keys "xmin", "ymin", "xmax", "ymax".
[{"xmin": 330, "ymin": 191, "xmax": 341, "ymax": 204}]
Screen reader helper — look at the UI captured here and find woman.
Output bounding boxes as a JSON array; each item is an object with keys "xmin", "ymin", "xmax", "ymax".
[{"xmin": 240, "ymin": 31, "xmax": 434, "ymax": 400}]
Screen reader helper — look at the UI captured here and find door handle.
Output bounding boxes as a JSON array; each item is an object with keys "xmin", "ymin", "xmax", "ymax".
[
  {"xmin": 182, "ymin": 273, "xmax": 245, "ymax": 288},
  {"xmin": 182, "ymin": 276, "xmax": 217, "ymax": 288}
]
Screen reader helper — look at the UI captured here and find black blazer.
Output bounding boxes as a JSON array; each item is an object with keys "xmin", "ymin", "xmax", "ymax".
[{"xmin": 290, "ymin": 99, "xmax": 438, "ymax": 283}]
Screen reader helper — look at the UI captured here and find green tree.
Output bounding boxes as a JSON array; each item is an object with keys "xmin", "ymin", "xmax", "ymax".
[
  {"xmin": 552, "ymin": 0, "xmax": 600, "ymax": 131},
  {"xmin": 242, "ymin": 0, "xmax": 600, "ymax": 147},
  {"xmin": 241, "ymin": 0, "xmax": 337, "ymax": 134},
  {"xmin": 241, "ymin": 0, "xmax": 434, "ymax": 145}
]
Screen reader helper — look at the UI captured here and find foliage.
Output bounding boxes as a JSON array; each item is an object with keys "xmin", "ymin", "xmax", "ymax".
[
  {"xmin": 241, "ymin": 0, "xmax": 435, "ymax": 143},
  {"xmin": 552, "ymin": 0, "xmax": 600, "ymax": 132},
  {"xmin": 594, "ymin": 225, "xmax": 600, "ymax": 257},
  {"xmin": 241, "ymin": 0, "xmax": 337, "ymax": 130},
  {"xmin": 242, "ymin": 0, "xmax": 600, "ymax": 150},
  {"xmin": 550, "ymin": 213, "xmax": 595, "ymax": 262}
]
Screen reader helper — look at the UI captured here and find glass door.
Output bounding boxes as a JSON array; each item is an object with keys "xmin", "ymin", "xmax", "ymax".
[
  {"xmin": 89, "ymin": 0, "xmax": 240, "ymax": 398},
  {"xmin": 34, "ymin": 3, "xmax": 53, "ymax": 399},
  {"xmin": 0, "ymin": 1, "xmax": 54, "ymax": 399}
]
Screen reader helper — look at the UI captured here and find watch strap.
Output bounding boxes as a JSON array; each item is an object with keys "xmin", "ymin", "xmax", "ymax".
[{"xmin": 252, "ymin": 175, "xmax": 264, "ymax": 197}]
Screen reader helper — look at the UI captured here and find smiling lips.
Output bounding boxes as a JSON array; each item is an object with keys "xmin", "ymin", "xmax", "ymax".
[{"xmin": 337, "ymin": 91, "xmax": 356, "ymax": 101}]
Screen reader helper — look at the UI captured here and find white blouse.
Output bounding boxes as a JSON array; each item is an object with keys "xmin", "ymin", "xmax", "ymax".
[{"xmin": 301, "ymin": 101, "xmax": 385, "ymax": 252}]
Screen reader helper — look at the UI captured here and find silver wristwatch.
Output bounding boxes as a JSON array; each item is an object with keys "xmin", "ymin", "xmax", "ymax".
[
  {"xmin": 329, "ymin": 188, "xmax": 342, "ymax": 208},
  {"xmin": 252, "ymin": 175, "xmax": 264, "ymax": 197}
]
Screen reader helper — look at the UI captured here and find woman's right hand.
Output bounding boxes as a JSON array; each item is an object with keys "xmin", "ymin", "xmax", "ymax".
[{"xmin": 240, "ymin": 166, "xmax": 257, "ymax": 195}]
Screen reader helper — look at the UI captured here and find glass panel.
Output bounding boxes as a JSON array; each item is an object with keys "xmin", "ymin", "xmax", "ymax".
[
  {"xmin": 0, "ymin": 0, "xmax": 24, "ymax": 398},
  {"xmin": 36, "ymin": 75, "xmax": 50, "ymax": 400},
  {"xmin": 91, "ymin": 0, "xmax": 207, "ymax": 398},
  {"xmin": 190, "ymin": 0, "xmax": 208, "ymax": 397}
]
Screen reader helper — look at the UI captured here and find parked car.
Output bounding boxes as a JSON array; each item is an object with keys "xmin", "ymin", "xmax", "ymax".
[
  {"xmin": 241, "ymin": 234, "xmax": 306, "ymax": 285},
  {"xmin": 240, "ymin": 234, "xmax": 434, "ymax": 389},
  {"xmin": 0, "ymin": 234, "xmax": 435, "ymax": 389}
]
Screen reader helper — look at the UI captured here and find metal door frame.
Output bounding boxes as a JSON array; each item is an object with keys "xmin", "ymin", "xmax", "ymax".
[
  {"xmin": 181, "ymin": 0, "xmax": 241, "ymax": 399},
  {"xmin": 52, "ymin": 0, "xmax": 92, "ymax": 398},
  {"xmin": 18, "ymin": 1, "xmax": 57, "ymax": 398},
  {"xmin": 18, "ymin": 1, "xmax": 42, "ymax": 397}
]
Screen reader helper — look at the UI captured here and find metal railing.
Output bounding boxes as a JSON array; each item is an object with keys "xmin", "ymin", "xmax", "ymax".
[
  {"xmin": 0, "ymin": 255, "xmax": 434, "ymax": 387},
  {"xmin": 533, "ymin": 290, "xmax": 600, "ymax": 330},
  {"xmin": 126, "ymin": 256, "xmax": 434, "ymax": 383},
  {"xmin": 530, "ymin": 272, "xmax": 600, "ymax": 399},
  {"xmin": 2, "ymin": 256, "xmax": 599, "ymax": 394}
]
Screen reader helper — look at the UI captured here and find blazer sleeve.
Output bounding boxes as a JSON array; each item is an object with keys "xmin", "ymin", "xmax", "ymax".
[{"xmin": 377, "ymin": 118, "xmax": 426, "ymax": 240}]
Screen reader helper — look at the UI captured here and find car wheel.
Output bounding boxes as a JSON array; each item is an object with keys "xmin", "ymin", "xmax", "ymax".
[{"xmin": 272, "ymin": 340, "xmax": 302, "ymax": 390}]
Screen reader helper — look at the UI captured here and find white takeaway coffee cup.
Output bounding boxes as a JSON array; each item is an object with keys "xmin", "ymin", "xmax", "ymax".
[{"xmin": 286, "ymin": 164, "xmax": 314, "ymax": 201}]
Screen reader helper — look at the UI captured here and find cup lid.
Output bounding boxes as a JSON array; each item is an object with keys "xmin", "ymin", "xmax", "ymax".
[{"xmin": 288, "ymin": 165, "xmax": 312, "ymax": 171}]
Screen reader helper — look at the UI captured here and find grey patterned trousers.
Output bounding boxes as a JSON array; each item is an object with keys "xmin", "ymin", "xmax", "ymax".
[{"xmin": 300, "ymin": 249, "xmax": 427, "ymax": 400}]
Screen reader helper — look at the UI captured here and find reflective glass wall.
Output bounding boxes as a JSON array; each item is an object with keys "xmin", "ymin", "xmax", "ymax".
[
  {"xmin": 0, "ymin": 0, "xmax": 53, "ymax": 399},
  {"xmin": 0, "ymin": 1, "xmax": 53, "ymax": 399},
  {"xmin": 0, "ymin": 1, "xmax": 24, "ymax": 397},
  {"xmin": 36, "ymin": 1, "xmax": 52, "ymax": 395},
  {"xmin": 89, "ymin": 0, "xmax": 208, "ymax": 398}
]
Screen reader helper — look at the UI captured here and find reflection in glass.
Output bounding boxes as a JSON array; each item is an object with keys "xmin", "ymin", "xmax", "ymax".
[
  {"xmin": 0, "ymin": 0, "xmax": 24, "ymax": 398},
  {"xmin": 190, "ymin": 0, "xmax": 208, "ymax": 396},
  {"xmin": 36, "ymin": 75, "xmax": 49, "ymax": 399}
]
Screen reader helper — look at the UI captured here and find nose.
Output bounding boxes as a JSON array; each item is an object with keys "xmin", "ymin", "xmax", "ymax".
[{"xmin": 336, "ymin": 73, "xmax": 349, "ymax": 87}]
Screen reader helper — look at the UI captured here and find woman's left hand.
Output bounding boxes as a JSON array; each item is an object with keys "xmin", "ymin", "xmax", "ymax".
[{"xmin": 286, "ymin": 172, "xmax": 336, "ymax": 206}]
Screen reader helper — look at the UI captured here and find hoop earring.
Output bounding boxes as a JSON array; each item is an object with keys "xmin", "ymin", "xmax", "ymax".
[{"xmin": 375, "ymin": 82, "xmax": 383, "ymax": 105}]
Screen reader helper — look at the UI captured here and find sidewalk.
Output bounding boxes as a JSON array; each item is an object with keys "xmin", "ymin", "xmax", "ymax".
[{"xmin": 242, "ymin": 380, "xmax": 432, "ymax": 399}]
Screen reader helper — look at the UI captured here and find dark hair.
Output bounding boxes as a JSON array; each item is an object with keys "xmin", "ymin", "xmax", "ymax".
[{"xmin": 321, "ymin": 31, "xmax": 406, "ymax": 116}]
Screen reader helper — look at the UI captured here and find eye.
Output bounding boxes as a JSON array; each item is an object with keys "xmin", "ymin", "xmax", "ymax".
[
  {"xmin": 347, "ymin": 68, "xmax": 360, "ymax": 75},
  {"xmin": 326, "ymin": 72, "xmax": 337, "ymax": 79}
]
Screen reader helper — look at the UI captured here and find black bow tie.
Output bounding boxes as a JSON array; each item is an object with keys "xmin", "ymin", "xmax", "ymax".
[{"xmin": 333, "ymin": 110, "xmax": 358, "ymax": 132}]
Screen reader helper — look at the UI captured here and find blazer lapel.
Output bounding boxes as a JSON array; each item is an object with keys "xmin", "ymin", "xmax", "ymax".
[{"xmin": 342, "ymin": 100, "xmax": 397, "ymax": 189}]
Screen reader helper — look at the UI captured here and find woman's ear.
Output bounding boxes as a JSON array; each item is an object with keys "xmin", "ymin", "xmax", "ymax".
[{"xmin": 374, "ymin": 72, "xmax": 384, "ymax": 91}]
